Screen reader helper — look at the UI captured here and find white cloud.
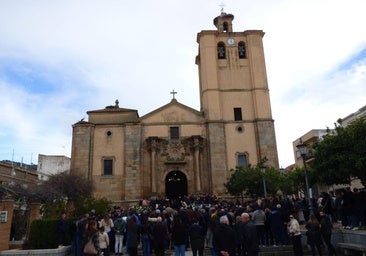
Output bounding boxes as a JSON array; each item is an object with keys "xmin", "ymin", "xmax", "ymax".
[{"xmin": 0, "ymin": 0, "xmax": 365, "ymax": 167}]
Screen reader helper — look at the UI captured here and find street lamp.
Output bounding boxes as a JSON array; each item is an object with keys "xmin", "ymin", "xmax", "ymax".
[
  {"xmin": 260, "ymin": 165, "xmax": 267, "ymax": 198},
  {"xmin": 296, "ymin": 138, "xmax": 313, "ymax": 214}
]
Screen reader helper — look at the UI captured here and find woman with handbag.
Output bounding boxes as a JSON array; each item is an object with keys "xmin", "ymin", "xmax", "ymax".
[{"xmin": 83, "ymin": 220, "xmax": 103, "ymax": 256}]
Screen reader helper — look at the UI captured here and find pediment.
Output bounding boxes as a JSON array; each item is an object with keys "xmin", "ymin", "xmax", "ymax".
[{"xmin": 141, "ymin": 99, "xmax": 203, "ymax": 124}]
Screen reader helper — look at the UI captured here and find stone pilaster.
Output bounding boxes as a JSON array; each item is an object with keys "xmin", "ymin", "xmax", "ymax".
[
  {"xmin": 71, "ymin": 122, "xmax": 94, "ymax": 178},
  {"xmin": 124, "ymin": 125, "xmax": 142, "ymax": 199},
  {"xmin": 207, "ymin": 123, "xmax": 227, "ymax": 195},
  {"xmin": 255, "ymin": 120, "xmax": 279, "ymax": 169}
]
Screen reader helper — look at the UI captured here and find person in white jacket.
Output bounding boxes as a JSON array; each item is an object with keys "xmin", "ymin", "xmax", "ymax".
[
  {"xmin": 287, "ymin": 215, "xmax": 303, "ymax": 256},
  {"xmin": 98, "ymin": 226, "xmax": 109, "ymax": 256}
]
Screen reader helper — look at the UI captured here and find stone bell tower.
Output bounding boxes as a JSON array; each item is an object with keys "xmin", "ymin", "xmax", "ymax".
[{"xmin": 196, "ymin": 12, "xmax": 279, "ymax": 193}]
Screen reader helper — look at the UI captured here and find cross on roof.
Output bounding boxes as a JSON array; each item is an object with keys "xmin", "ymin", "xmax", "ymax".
[{"xmin": 170, "ymin": 90, "xmax": 177, "ymax": 99}]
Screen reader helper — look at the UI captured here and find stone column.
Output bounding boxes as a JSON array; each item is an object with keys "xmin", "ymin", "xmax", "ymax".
[
  {"xmin": 0, "ymin": 197, "xmax": 15, "ymax": 251},
  {"xmin": 151, "ymin": 149, "xmax": 157, "ymax": 192},
  {"xmin": 194, "ymin": 149, "xmax": 201, "ymax": 191},
  {"xmin": 146, "ymin": 137, "xmax": 160, "ymax": 193},
  {"xmin": 192, "ymin": 136, "xmax": 203, "ymax": 191}
]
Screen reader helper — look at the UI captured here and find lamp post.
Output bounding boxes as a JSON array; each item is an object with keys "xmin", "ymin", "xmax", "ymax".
[
  {"xmin": 260, "ymin": 165, "xmax": 267, "ymax": 198},
  {"xmin": 296, "ymin": 138, "xmax": 313, "ymax": 214}
]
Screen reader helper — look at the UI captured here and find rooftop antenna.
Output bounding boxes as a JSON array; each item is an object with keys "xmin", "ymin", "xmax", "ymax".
[
  {"xmin": 219, "ymin": 2, "xmax": 226, "ymax": 13},
  {"xmin": 11, "ymin": 149, "xmax": 16, "ymax": 176}
]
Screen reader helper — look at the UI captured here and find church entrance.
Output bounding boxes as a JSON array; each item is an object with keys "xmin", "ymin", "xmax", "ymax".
[{"xmin": 165, "ymin": 170, "xmax": 187, "ymax": 200}]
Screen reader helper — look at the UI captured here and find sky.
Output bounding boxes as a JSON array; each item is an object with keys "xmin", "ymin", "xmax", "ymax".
[{"xmin": 0, "ymin": 0, "xmax": 365, "ymax": 168}]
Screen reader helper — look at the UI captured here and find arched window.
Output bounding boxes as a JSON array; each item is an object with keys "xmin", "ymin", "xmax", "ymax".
[
  {"xmin": 223, "ymin": 22, "xmax": 229, "ymax": 32},
  {"xmin": 238, "ymin": 41, "xmax": 246, "ymax": 59},
  {"xmin": 217, "ymin": 42, "xmax": 226, "ymax": 59}
]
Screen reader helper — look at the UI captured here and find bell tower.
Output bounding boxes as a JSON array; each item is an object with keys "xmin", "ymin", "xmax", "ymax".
[{"xmin": 196, "ymin": 12, "xmax": 278, "ymax": 193}]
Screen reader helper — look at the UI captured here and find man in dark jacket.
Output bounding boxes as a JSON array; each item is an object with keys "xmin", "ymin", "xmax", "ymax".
[
  {"xmin": 241, "ymin": 212, "xmax": 259, "ymax": 256},
  {"xmin": 319, "ymin": 211, "xmax": 336, "ymax": 256},
  {"xmin": 213, "ymin": 215, "xmax": 235, "ymax": 256},
  {"xmin": 152, "ymin": 217, "xmax": 169, "ymax": 256},
  {"xmin": 57, "ymin": 212, "xmax": 68, "ymax": 246},
  {"xmin": 189, "ymin": 218, "xmax": 205, "ymax": 256}
]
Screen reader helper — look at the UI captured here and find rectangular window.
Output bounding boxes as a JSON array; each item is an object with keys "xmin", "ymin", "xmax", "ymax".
[
  {"xmin": 237, "ymin": 154, "xmax": 248, "ymax": 168},
  {"xmin": 234, "ymin": 108, "xmax": 243, "ymax": 121},
  {"xmin": 170, "ymin": 126, "xmax": 179, "ymax": 140},
  {"xmin": 103, "ymin": 159, "xmax": 113, "ymax": 175}
]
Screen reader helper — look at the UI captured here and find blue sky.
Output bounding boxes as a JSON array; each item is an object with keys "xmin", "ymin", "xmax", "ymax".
[{"xmin": 0, "ymin": 0, "xmax": 365, "ymax": 168}]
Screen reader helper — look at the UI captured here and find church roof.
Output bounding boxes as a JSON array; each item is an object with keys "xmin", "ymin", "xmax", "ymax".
[
  {"xmin": 140, "ymin": 98, "xmax": 202, "ymax": 122},
  {"xmin": 85, "ymin": 99, "xmax": 139, "ymax": 124},
  {"xmin": 87, "ymin": 99, "xmax": 138, "ymax": 115}
]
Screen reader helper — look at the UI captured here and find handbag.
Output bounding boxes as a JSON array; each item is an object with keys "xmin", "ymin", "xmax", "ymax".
[{"xmin": 83, "ymin": 237, "xmax": 98, "ymax": 255}]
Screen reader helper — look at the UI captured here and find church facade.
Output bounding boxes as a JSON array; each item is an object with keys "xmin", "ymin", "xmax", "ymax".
[{"xmin": 70, "ymin": 12, "xmax": 279, "ymax": 202}]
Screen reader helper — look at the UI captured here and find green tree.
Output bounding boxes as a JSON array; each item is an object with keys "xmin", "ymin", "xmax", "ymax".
[
  {"xmin": 224, "ymin": 167, "xmax": 249, "ymax": 202},
  {"xmin": 312, "ymin": 118, "xmax": 366, "ymax": 186},
  {"xmin": 225, "ymin": 159, "xmax": 286, "ymax": 200},
  {"xmin": 279, "ymin": 167, "xmax": 316, "ymax": 196},
  {"xmin": 263, "ymin": 166, "xmax": 283, "ymax": 195}
]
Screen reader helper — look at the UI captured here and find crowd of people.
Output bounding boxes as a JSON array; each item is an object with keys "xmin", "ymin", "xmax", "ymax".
[{"xmin": 62, "ymin": 187, "xmax": 366, "ymax": 256}]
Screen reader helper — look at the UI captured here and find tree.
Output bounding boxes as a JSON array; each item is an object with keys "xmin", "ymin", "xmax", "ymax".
[
  {"xmin": 279, "ymin": 167, "xmax": 317, "ymax": 196},
  {"xmin": 312, "ymin": 118, "xmax": 366, "ymax": 186},
  {"xmin": 36, "ymin": 172, "xmax": 96, "ymax": 218},
  {"xmin": 225, "ymin": 160, "xmax": 286, "ymax": 200},
  {"xmin": 36, "ymin": 172, "xmax": 93, "ymax": 201},
  {"xmin": 224, "ymin": 165, "xmax": 263, "ymax": 201},
  {"xmin": 224, "ymin": 167, "xmax": 248, "ymax": 202}
]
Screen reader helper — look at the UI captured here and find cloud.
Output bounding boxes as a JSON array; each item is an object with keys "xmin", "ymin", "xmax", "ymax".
[{"xmin": 0, "ymin": 0, "xmax": 365, "ymax": 167}]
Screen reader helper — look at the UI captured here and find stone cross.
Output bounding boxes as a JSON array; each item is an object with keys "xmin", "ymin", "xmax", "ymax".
[{"xmin": 170, "ymin": 90, "xmax": 177, "ymax": 99}]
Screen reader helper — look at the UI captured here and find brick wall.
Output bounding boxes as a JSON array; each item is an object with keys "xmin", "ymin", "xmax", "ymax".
[
  {"xmin": 26, "ymin": 202, "xmax": 41, "ymax": 239},
  {"xmin": 0, "ymin": 198, "xmax": 14, "ymax": 251}
]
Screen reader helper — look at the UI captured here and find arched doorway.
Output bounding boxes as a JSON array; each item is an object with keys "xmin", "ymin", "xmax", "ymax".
[{"xmin": 165, "ymin": 170, "xmax": 187, "ymax": 199}]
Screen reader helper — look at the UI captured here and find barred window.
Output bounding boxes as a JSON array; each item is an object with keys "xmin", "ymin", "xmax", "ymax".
[
  {"xmin": 103, "ymin": 159, "xmax": 113, "ymax": 175},
  {"xmin": 237, "ymin": 153, "xmax": 248, "ymax": 168},
  {"xmin": 217, "ymin": 42, "xmax": 226, "ymax": 59},
  {"xmin": 238, "ymin": 41, "xmax": 246, "ymax": 59},
  {"xmin": 170, "ymin": 126, "xmax": 179, "ymax": 140}
]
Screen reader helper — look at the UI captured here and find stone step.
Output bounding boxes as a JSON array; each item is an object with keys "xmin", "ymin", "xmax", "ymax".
[{"xmin": 108, "ymin": 244, "xmax": 344, "ymax": 256}]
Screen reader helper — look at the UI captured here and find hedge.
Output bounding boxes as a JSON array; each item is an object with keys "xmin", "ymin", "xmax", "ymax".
[{"xmin": 28, "ymin": 219, "xmax": 72, "ymax": 249}]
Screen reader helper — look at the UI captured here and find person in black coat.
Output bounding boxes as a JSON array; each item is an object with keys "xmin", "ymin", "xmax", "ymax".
[
  {"xmin": 171, "ymin": 215, "xmax": 187, "ymax": 256},
  {"xmin": 57, "ymin": 212, "xmax": 68, "ymax": 246},
  {"xmin": 213, "ymin": 215, "xmax": 236, "ymax": 256},
  {"xmin": 319, "ymin": 211, "xmax": 336, "ymax": 256},
  {"xmin": 189, "ymin": 218, "xmax": 205, "ymax": 256},
  {"xmin": 234, "ymin": 215, "xmax": 244, "ymax": 256},
  {"xmin": 241, "ymin": 212, "xmax": 259, "ymax": 256},
  {"xmin": 152, "ymin": 217, "xmax": 169, "ymax": 256},
  {"xmin": 305, "ymin": 215, "xmax": 323, "ymax": 256}
]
